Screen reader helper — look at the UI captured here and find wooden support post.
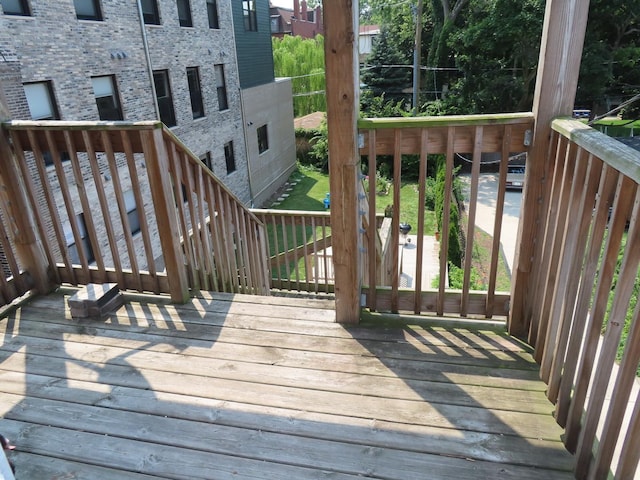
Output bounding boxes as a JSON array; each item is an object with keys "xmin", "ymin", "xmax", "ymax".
[
  {"xmin": 323, "ymin": 0, "xmax": 361, "ymax": 324},
  {"xmin": 142, "ymin": 126, "xmax": 190, "ymax": 303},
  {"xmin": 509, "ymin": 0, "xmax": 590, "ymax": 339},
  {"xmin": 0, "ymin": 87, "xmax": 52, "ymax": 294}
]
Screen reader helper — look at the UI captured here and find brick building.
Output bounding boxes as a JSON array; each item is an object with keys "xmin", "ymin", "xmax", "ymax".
[
  {"xmin": 269, "ymin": 0, "xmax": 323, "ymax": 39},
  {"xmin": 0, "ymin": 0, "xmax": 295, "ymax": 270}
]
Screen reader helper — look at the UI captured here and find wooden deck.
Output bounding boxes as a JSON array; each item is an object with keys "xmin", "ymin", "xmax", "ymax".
[{"xmin": 0, "ymin": 289, "xmax": 574, "ymax": 479}]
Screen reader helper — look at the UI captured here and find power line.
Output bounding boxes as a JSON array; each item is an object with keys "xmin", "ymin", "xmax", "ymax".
[{"xmin": 588, "ymin": 93, "xmax": 640, "ymax": 125}]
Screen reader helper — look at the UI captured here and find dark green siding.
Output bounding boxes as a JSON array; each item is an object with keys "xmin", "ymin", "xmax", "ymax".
[{"xmin": 232, "ymin": 0, "xmax": 275, "ymax": 89}]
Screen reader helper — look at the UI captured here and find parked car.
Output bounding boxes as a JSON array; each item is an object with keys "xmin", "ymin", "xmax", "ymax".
[{"xmin": 506, "ymin": 165, "xmax": 526, "ymax": 190}]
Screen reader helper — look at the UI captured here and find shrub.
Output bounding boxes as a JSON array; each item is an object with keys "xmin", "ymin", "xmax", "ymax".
[{"xmin": 433, "ymin": 157, "xmax": 464, "ymax": 268}]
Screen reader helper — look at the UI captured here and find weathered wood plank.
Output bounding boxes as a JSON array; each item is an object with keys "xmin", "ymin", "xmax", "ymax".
[
  {"xmin": 0, "ymin": 332, "xmax": 552, "ymax": 414},
  {"xmin": 0, "ymin": 392, "xmax": 573, "ymax": 477},
  {"xmin": 0, "ymin": 292, "xmax": 573, "ymax": 478},
  {"xmin": 21, "ymin": 294, "xmax": 531, "ymax": 355}
]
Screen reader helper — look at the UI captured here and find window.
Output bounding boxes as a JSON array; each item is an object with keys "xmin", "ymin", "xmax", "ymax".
[
  {"xmin": 74, "ymin": 0, "xmax": 102, "ymax": 20},
  {"xmin": 242, "ymin": 0, "xmax": 257, "ymax": 31},
  {"xmin": 141, "ymin": 0, "xmax": 160, "ymax": 24},
  {"xmin": 214, "ymin": 64, "xmax": 228, "ymax": 111},
  {"xmin": 270, "ymin": 16, "xmax": 279, "ymax": 33},
  {"xmin": 257, "ymin": 124, "xmax": 269, "ymax": 154},
  {"xmin": 124, "ymin": 190, "xmax": 141, "ymax": 235},
  {"xmin": 91, "ymin": 76, "xmax": 123, "ymax": 120},
  {"xmin": 23, "ymin": 82, "xmax": 69, "ymax": 166},
  {"xmin": 66, "ymin": 213, "xmax": 95, "ymax": 265},
  {"xmin": 24, "ymin": 81, "xmax": 59, "ymax": 120},
  {"xmin": 153, "ymin": 70, "xmax": 176, "ymax": 127},
  {"xmin": 199, "ymin": 151, "xmax": 213, "ymax": 171},
  {"xmin": 186, "ymin": 67, "xmax": 204, "ymax": 119},
  {"xmin": 1, "ymin": 0, "xmax": 30, "ymax": 15},
  {"xmin": 206, "ymin": 0, "xmax": 219, "ymax": 29},
  {"xmin": 224, "ymin": 141, "xmax": 236, "ymax": 174},
  {"xmin": 176, "ymin": 0, "xmax": 192, "ymax": 27}
]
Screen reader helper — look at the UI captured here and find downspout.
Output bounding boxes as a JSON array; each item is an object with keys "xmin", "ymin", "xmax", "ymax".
[
  {"xmin": 239, "ymin": 87, "xmax": 256, "ymax": 207},
  {"xmin": 136, "ymin": 0, "xmax": 160, "ymax": 119}
]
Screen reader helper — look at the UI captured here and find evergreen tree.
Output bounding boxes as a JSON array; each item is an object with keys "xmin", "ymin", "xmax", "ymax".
[{"xmin": 361, "ymin": 28, "xmax": 413, "ymax": 107}]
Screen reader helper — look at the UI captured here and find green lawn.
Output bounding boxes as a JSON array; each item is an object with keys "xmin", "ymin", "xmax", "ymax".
[
  {"xmin": 276, "ymin": 165, "xmax": 437, "ymax": 233},
  {"xmin": 273, "ymin": 165, "xmax": 511, "ymax": 291},
  {"xmin": 591, "ymin": 118, "xmax": 640, "ymax": 137},
  {"xmin": 272, "ymin": 165, "xmax": 330, "ymax": 211}
]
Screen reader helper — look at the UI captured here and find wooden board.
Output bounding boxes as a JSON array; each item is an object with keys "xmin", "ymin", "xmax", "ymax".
[{"xmin": 0, "ymin": 291, "xmax": 574, "ymax": 479}]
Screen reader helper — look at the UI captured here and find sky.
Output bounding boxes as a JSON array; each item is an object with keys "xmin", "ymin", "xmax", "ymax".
[{"xmin": 270, "ymin": 0, "xmax": 294, "ymax": 8}]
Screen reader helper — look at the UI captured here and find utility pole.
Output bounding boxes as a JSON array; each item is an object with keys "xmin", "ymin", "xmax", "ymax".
[{"xmin": 412, "ymin": 0, "xmax": 424, "ymax": 115}]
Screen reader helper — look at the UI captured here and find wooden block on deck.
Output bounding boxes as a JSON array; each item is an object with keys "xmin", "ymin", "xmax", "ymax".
[{"xmin": 68, "ymin": 283, "xmax": 123, "ymax": 319}]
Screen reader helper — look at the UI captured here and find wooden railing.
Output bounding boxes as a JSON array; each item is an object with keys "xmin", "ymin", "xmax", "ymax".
[
  {"xmin": 358, "ymin": 113, "xmax": 534, "ymax": 318},
  {"xmin": 528, "ymin": 118, "xmax": 640, "ymax": 480},
  {"xmin": 0, "ymin": 120, "xmax": 269, "ymax": 304},
  {"xmin": 251, "ymin": 209, "xmax": 332, "ymax": 293}
]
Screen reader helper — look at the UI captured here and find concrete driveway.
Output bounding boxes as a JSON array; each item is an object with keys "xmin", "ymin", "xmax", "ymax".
[{"xmin": 460, "ymin": 173, "xmax": 522, "ymax": 275}]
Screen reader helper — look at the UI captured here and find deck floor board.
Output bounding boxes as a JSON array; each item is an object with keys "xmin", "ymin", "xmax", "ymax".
[{"xmin": 0, "ymin": 290, "xmax": 574, "ymax": 479}]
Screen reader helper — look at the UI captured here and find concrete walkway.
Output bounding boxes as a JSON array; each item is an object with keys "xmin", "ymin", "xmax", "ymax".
[
  {"xmin": 398, "ymin": 234, "xmax": 442, "ymax": 289},
  {"xmin": 459, "ymin": 173, "xmax": 522, "ymax": 274}
]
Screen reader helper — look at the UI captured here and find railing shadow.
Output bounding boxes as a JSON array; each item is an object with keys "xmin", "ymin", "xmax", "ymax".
[
  {"xmin": 343, "ymin": 315, "xmax": 575, "ymax": 476},
  {"xmin": 0, "ymin": 291, "xmax": 575, "ymax": 478}
]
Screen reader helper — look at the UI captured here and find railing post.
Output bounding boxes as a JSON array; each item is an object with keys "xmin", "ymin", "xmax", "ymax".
[
  {"xmin": 509, "ymin": 0, "xmax": 590, "ymax": 339},
  {"xmin": 141, "ymin": 125, "xmax": 189, "ymax": 303},
  {"xmin": 323, "ymin": 0, "xmax": 362, "ymax": 324},
  {"xmin": 0, "ymin": 89, "xmax": 52, "ymax": 294}
]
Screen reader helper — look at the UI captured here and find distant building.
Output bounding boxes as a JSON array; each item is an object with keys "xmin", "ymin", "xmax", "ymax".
[
  {"xmin": 233, "ymin": 0, "xmax": 296, "ymax": 206},
  {"xmin": 270, "ymin": 0, "xmax": 323, "ymax": 39},
  {"xmin": 359, "ymin": 25, "xmax": 381, "ymax": 64}
]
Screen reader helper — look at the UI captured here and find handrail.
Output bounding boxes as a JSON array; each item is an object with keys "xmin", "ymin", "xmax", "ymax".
[
  {"xmin": 552, "ymin": 117, "xmax": 640, "ymax": 183},
  {"xmin": 0, "ymin": 120, "xmax": 269, "ymax": 301},
  {"xmin": 358, "ymin": 112, "xmax": 534, "ymax": 318},
  {"xmin": 358, "ymin": 111, "xmax": 535, "ymax": 129},
  {"xmin": 531, "ymin": 118, "xmax": 640, "ymax": 479}
]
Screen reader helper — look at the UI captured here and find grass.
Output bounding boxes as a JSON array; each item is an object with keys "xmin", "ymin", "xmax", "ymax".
[
  {"xmin": 271, "ymin": 165, "xmax": 330, "ymax": 211},
  {"xmin": 382, "ymin": 183, "xmax": 438, "ymax": 236},
  {"xmin": 591, "ymin": 118, "xmax": 640, "ymax": 137},
  {"xmin": 265, "ymin": 165, "xmax": 331, "ymax": 280},
  {"xmin": 273, "ymin": 164, "xmax": 509, "ymax": 291}
]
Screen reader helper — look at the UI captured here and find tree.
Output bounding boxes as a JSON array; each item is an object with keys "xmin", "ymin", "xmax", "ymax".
[
  {"xmin": 577, "ymin": 0, "xmax": 640, "ymax": 116},
  {"xmin": 361, "ymin": 28, "xmax": 413, "ymax": 107},
  {"xmin": 441, "ymin": 0, "xmax": 544, "ymax": 114},
  {"xmin": 272, "ymin": 35, "xmax": 325, "ymax": 117},
  {"xmin": 421, "ymin": 0, "xmax": 471, "ymax": 102}
]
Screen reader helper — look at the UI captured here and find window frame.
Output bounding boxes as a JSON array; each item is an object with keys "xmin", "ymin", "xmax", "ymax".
[
  {"xmin": 66, "ymin": 213, "xmax": 95, "ymax": 265},
  {"xmin": 242, "ymin": 0, "xmax": 257, "ymax": 31},
  {"xmin": 73, "ymin": 0, "xmax": 103, "ymax": 21},
  {"xmin": 206, "ymin": 0, "xmax": 219, "ymax": 29},
  {"xmin": 224, "ymin": 141, "xmax": 236, "ymax": 174},
  {"xmin": 1, "ymin": 0, "xmax": 30, "ymax": 16},
  {"xmin": 91, "ymin": 75, "xmax": 124, "ymax": 121},
  {"xmin": 124, "ymin": 190, "xmax": 141, "ymax": 236},
  {"xmin": 24, "ymin": 81, "xmax": 59, "ymax": 120},
  {"xmin": 257, "ymin": 124, "xmax": 269, "ymax": 154},
  {"xmin": 214, "ymin": 64, "xmax": 228, "ymax": 111},
  {"xmin": 153, "ymin": 70, "xmax": 177, "ymax": 127},
  {"xmin": 176, "ymin": 0, "xmax": 192, "ymax": 27},
  {"xmin": 186, "ymin": 67, "xmax": 205, "ymax": 119},
  {"xmin": 199, "ymin": 151, "xmax": 213, "ymax": 171},
  {"xmin": 141, "ymin": 0, "xmax": 160, "ymax": 24}
]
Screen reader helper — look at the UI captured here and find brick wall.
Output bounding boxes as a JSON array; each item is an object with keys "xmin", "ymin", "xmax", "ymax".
[{"xmin": 0, "ymin": 0, "xmax": 253, "ymax": 274}]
